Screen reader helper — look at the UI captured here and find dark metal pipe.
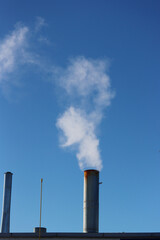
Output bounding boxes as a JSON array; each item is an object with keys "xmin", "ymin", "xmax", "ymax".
[
  {"xmin": 83, "ymin": 170, "xmax": 99, "ymax": 233},
  {"xmin": 1, "ymin": 172, "xmax": 13, "ymax": 233}
]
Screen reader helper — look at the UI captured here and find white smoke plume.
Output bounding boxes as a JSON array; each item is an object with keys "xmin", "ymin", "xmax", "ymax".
[
  {"xmin": 0, "ymin": 19, "xmax": 47, "ymax": 97},
  {"xmin": 0, "ymin": 25, "xmax": 29, "ymax": 83},
  {"xmin": 56, "ymin": 57, "xmax": 115, "ymax": 171}
]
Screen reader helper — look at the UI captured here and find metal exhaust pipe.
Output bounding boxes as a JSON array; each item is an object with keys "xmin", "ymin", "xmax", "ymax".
[
  {"xmin": 83, "ymin": 169, "xmax": 99, "ymax": 233},
  {"xmin": 1, "ymin": 172, "xmax": 13, "ymax": 233}
]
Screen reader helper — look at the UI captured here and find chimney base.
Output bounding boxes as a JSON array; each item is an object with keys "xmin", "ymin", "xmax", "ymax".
[{"xmin": 34, "ymin": 227, "xmax": 47, "ymax": 234}]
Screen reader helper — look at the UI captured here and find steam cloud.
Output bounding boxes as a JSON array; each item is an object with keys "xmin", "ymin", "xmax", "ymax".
[
  {"xmin": 0, "ymin": 21, "xmax": 114, "ymax": 171},
  {"xmin": 56, "ymin": 57, "xmax": 115, "ymax": 171},
  {"xmin": 0, "ymin": 25, "xmax": 29, "ymax": 83},
  {"xmin": 0, "ymin": 17, "xmax": 49, "ymax": 91}
]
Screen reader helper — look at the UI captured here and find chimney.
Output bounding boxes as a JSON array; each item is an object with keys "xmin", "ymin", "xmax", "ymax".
[
  {"xmin": 83, "ymin": 169, "xmax": 99, "ymax": 233},
  {"xmin": 1, "ymin": 172, "xmax": 13, "ymax": 233}
]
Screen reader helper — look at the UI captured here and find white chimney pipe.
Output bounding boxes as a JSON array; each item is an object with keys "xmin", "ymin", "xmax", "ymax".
[
  {"xmin": 1, "ymin": 172, "xmax": 13, "ymax": 233},
  {"xmin": 83, "ymin": 170, "xmax": 99, "ymax": 233}
]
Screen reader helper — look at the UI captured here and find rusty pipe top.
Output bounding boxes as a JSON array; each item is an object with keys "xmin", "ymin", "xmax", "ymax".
[{"xmin": 84, "ymin": 169, "xmax": 99, "ymax": 177}]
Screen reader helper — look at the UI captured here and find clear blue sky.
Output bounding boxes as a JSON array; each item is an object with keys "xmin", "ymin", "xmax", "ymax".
[{"xmin": 0, "ymin": 0, "xmax": 160, "ymax": 233}]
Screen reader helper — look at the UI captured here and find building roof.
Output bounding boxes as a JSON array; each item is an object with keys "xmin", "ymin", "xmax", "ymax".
[{"xmin": 0, "ymin": 232, "xmax": 160, "ymax": 240}]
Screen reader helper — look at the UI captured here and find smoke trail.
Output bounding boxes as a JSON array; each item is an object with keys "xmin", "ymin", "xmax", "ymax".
[
  {"xmin": 0, "ymin": 25, "xmax": 29, "ymax": 83},
  {"xmin": 56, "ymin": 56, "xmax": 115, "ymax": 171},
  {"xmin": 0, "ymin": 18, "xmax": 48, "ymax": 98}
]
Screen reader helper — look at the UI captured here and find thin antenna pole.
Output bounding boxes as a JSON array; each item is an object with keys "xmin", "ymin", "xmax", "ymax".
[{"xmin": 39, "ymin": 178, "xmax": 43, "ymax": 240}]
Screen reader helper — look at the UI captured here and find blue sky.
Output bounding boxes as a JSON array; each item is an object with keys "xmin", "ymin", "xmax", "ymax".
[{"xmin": 0, "ymin": 0, "xmax": 160, "ymax": 233}]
